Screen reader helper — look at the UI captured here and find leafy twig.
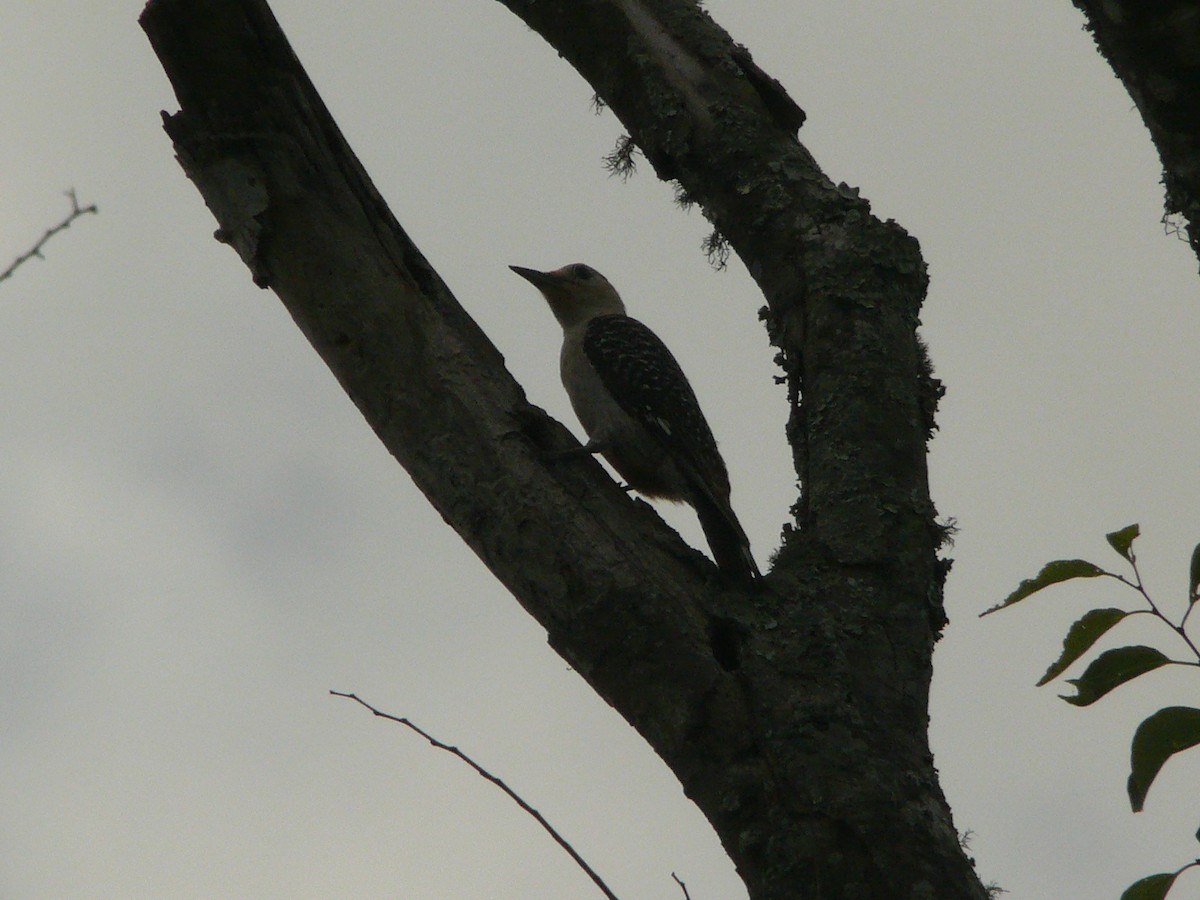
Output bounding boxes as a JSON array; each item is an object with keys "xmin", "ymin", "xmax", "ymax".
[
  {"xmin": 0, "ymin": 189, "xmax": 98, "ymax": 286},
  {"xmin": 989, "ymin": 526, "xmax": 1200, "ymax": 898},
  {"xmin": 330, "ymin": 690, "xmax": 618, "ymax": 900},
  {"xmin": 1111, "ymin": 557, "xmax": 1200, "ymax": 663}
]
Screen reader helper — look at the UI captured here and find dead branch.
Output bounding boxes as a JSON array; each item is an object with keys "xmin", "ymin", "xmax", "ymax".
[
  {"xmin": 0, "ymin": 190, "xmax": 98, "ymax": 285},
  {"xmin": 331, "ymin": 690, "xmax": 618, "ymax": 900}
]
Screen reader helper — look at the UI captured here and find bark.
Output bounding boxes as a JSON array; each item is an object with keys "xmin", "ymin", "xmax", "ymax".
[
  {"xmin": 1072, "ymin": 0, "xmax": 1200, "ymax": 268},
  {"xmin": 140, "ymin": 0, "xmax": 985, "ymax": 897}
]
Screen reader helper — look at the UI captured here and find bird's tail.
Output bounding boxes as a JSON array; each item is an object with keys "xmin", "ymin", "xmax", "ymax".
[{"xmin": 691, "ymin": 491, "xmax": 760, "ymax": 582}]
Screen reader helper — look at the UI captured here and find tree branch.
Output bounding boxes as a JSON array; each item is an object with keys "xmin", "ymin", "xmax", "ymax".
[
  {"xmin": 331, "ymin": 691, "xmax": 618, "ymax": 900},
  {"xmin": 139, "ymin": 0, "xmax": 759, "ymax": 881},
  {"xmin": 141, "ymin": 1, "xmax": 983, "ymax": 896},
  {"xmin": 1071, "ymin": 1, "xmax": 1200, "ymax": 270},
  {"xmin": 0, "ymin": 190, "xmax": 98, "ymax": 285}
]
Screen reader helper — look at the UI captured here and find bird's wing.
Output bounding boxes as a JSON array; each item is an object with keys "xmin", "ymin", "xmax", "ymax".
[
  {"xmin": 585, "ymin": 314, "xmax": 753, "ymax": 580},
  {"xmin": 582, "ymin": 314, "xmax": 729, "ymax": 496},
  {"xmin": 584, "ymin": 314, "xmax": 758, "ymax": 580}
]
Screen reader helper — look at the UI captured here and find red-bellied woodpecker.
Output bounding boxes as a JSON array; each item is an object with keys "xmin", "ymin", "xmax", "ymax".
[{"xmin": 510, "ymin": 262, "xmax": 760, "ymax": 581}]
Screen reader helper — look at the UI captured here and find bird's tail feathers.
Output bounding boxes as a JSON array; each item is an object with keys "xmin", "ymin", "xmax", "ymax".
[{"xmin": 691, "ymin": 490, "xmax": 760, "ymax": 582}]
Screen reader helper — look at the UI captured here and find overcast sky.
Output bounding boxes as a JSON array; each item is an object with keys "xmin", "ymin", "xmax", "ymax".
[{"xmin": 4, "ymin": 2, "xmax": 1199, "ymax": 898}]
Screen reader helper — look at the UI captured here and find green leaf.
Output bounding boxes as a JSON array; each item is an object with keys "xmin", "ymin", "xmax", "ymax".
[
  {"xmin": 1061, "ymin": 646, "xmax": 1170, "ymax": 706},
  {"xmin": 1107, "ymin": 523, "xmax": 1140, "ymax": 562},
  {"xmin": 1037, "ymin": 608, "xmax": 1129, "ymax": 686},
  {"xmin": 1189, "ymin": 542, "xmax": 1200, "ymax": 602},
  {"xmin": 1121, "ymin": 871, "xmax": 1178, "ymax": 900},
  {"xmin": 980, "ymin": 559, "xmax": 1108, "ymax": 617},
  {"xmin": 1128, "ymin": 706, "xmax": 1200, "ymax": 812}
]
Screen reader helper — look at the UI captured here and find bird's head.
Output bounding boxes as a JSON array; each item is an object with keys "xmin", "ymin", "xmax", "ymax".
[{"xmin": 509, "ymin": 263, "xmax": 626, "ymax": 329}]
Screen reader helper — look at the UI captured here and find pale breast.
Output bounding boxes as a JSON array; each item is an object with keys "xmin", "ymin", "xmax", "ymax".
[{"xmin": 558, "ymin": 330, "xmax": 684, "ymax": 497}]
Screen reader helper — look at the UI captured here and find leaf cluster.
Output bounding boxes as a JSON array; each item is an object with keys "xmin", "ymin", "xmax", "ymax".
[{"xmin": 986, "ymin": 525, "xmax": 1200, "ymax": 900}]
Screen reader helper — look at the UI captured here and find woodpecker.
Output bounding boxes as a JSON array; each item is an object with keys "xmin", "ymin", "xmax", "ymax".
[{"xmin": 510, "ymin": 262, "xmax": 759, "ymax": 581}]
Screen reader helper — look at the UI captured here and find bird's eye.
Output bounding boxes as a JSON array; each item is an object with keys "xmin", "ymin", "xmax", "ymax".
[{"xmin": 572, "ymin": 264, "xmax": 594, "ymax": 280}]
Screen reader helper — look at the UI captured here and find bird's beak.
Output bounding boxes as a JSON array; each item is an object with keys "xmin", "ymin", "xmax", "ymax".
[{"xmin": 509, "ymin": 265, "xmax": 556, "ymax": 289}]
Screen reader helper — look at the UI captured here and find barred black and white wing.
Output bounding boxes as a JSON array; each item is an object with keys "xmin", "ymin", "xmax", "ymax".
[{"xmin": 583, "ymin": 314, "xmax": 758, "ymax": 580}]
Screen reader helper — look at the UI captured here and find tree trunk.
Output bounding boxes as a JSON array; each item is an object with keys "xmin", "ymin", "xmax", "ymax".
[{"xmin": 140, "ymin": 0, "xmax": 986, "ymax": 896}]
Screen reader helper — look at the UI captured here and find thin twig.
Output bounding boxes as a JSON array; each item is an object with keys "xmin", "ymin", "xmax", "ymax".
[
  {"xmin": 331, "ymin": 690, "xmax": 619, "ymax": 900},
  {"xmin": 0, "ymin": 189, "xmax": 98, "ymax": 285},
  {"xmin": 1180, "ymin": 593, "xmax": 1197, "ymax": 632},
  {"xmin": 1120, "ymin": 560, "xmax": 1200, "ymax": 662},
  {"xmin": 671, "ymin": 871, "xmax": 693, "ymax": 899}
]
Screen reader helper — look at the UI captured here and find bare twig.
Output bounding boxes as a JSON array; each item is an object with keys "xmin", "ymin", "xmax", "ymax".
[
  {"xmin": 330, "ymin": 690, "xmax": 619, "ymax": 900},
  {"xmin": 0, "ymin": 189, "xmax": 98, "ymax": 285},
  {"xmin": 671, "ymin": 871, "xmax": 692, "ymax": 899}
]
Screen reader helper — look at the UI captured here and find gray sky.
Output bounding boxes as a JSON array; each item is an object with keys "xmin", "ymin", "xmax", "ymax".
[{"xmin": 4, "ymin": 2, "xmax": 1199, "ymax": 897}]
